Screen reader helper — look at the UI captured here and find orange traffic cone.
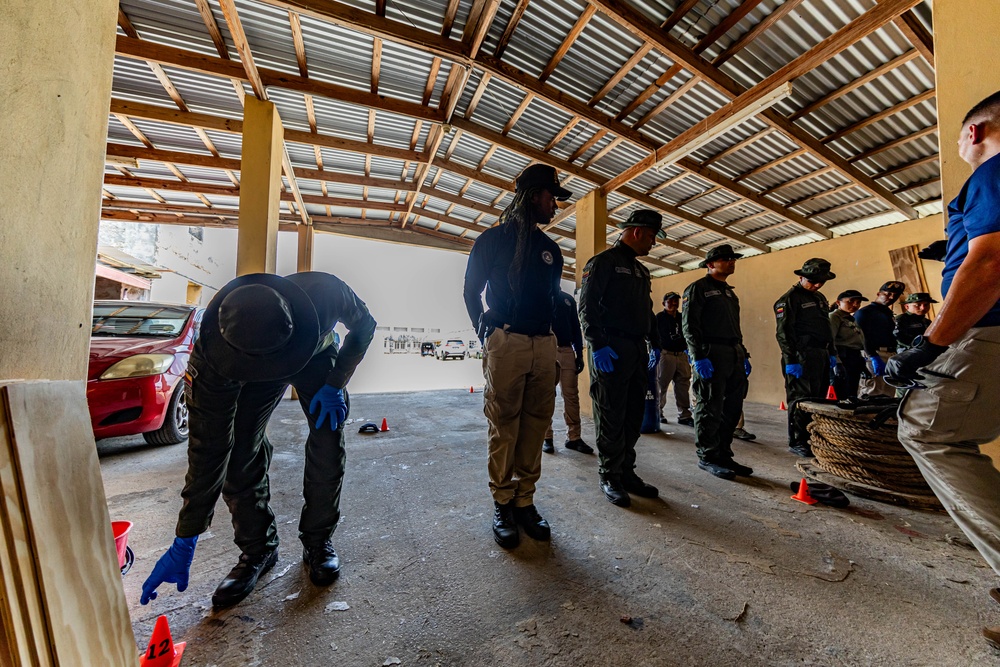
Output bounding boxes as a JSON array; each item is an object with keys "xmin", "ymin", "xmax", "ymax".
[
  {"xmin": 380, "ymin": 417, "xmax": 389, "ymax": 432},
  {"xmin": 826, "ymin": 385, "xmax": 837, "ymax": 400},
  {"xmin": 139, "ymin": 615, "xmax": 185, "ymax": 667},
  {"xmin": 791, "ymin": 477, "xmax": 818, "ymax": 505},
  {"xmin": 779, "ymin": 401, "xmax": 787, "ymax": 411},
  {"xmin": 470, "ymin": 386, "xmax": 475, "ymax": 393}
]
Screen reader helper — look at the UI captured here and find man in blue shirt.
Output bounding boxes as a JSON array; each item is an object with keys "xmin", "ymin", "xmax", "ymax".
[
  {"xmin": 464, "ymin": 164, "xmax": 567, "ymax": 549},
  {"xmin": 886, "ymin": 91, "xmax": 1000, "ymax": 649}
]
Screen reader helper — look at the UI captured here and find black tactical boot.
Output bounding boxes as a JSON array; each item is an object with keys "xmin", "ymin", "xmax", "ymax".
[
  {"xmin": 599, "ymin": 475, "xmax": 631, "ymax": 507},
  {"xmin": 513, "ymin": 504, "xmax": 551, "ymax": 541},
  {"xmin": 698, "ymin": 460, "xmax": 736, "ymax": 481},
  {"xmin": 212, "ymin": 549, "xmax": 278, "ymax": 609},
  {"xmin": 493, "ymin": 501, "xmax": 519, "ymax": 548},
  {"xmin": 542, "ymin": 438, "xmax": 555, "ymax": 454},
  {"xmin": 302, "ymin": 541, "xmax": 341, "ymax": 586},
  {"xmin": 623, "ymin": 474, "xmax": 659, "ymax": 498}
]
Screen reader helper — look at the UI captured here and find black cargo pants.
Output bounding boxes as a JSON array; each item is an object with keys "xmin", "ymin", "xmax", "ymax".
[
  {"xmin": 177, "ymin": 345, "xmax": 348, "ymax": 555},
  {"xmin": 590, "ymin": 336, "xmax": 646, "ymax": 480},
  {"xmin": 692, "ymin": 344, "xmax": 747, "ymax": 463},
  {"xmin": 783, "ymin": 347, "xmax": 830, "ymax": 449}
]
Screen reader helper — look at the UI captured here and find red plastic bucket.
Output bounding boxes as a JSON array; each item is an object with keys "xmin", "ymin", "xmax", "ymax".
[{"xmin": 112, "ymin": 521, "xmax": 133, "ymax": 569}]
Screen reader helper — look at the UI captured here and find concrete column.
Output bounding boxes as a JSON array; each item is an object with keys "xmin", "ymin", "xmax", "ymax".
[
  {"xmin": 573, "ymin": 189, "xmax": 608, "ymax": 288},
  {"xmin": 573, "ymin": 189, "xmax": 608, "ymax": 417},
  {"xmin": 237, "ymin": 97, "xmax": 284, "ymax": 276},
  {"xmin": 0, "ymin": 0, "xmax": 118, "ymax": 381},
  {"xmin": 296, "ymin": 223, "xmax": 314, "ymax": 273},
  {"xmin": 933, "ymin": 0, "xmax": 1000, "ymax": 203}
]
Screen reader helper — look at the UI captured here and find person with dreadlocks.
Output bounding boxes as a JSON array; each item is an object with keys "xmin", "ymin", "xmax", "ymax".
[{"xmin": 463, "ymin": 164, "xmax": 570, "ymax": 549}]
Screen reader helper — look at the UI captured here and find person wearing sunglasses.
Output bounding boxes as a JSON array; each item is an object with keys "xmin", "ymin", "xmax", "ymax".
[{"xmin": 886, "ymin": 91, "xmax": 1000, "ymax": 649}]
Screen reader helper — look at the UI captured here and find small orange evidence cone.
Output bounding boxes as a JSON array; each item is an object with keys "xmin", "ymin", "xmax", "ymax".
[
  {"xmin": 470, "ymin": 386, "xmax": 474, "ymax": 393},
  {"xmin": 826, "ymin": 385, "xmax": 837, "ymax": 400},
  {"xmin": 779, "ymin": 401, "xmax": 787, "ymax": 411},
  {"xmin": 139, "ymin": 615, "xmax": 185, "ymax": 667},
  {"xmin": 380, "ymin": 417, "xmax": 389, "ymax": 432},
  {"xmin": 791, "ymin": 477, "xmax": 819, "ymax": 505}
]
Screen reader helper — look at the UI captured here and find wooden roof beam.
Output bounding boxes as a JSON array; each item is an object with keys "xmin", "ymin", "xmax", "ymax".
[
  {"xmin": 849, "ymin": 125, "xmax": 938, "ymax": 163},
  {"xmin": 692, "ymin": 0, "xmax": 767, "ymax": 55},
  {"xmin": 893, "ymin": 10, "xmax": 934, "ymax": 67},
  {"xmin": 538, "ymin": 6, "xmax": 596, "ymax": 83},
  {"xmin": 494, "ymin": 0, "xmax": 530, "ymax": 59},
  {"xmin": 822, "ymin": 89, "xmax": 936, "ymax": 144},
  {"xmin": 712, "ymin": 0, "xmax": 805, "ymax": 66}
]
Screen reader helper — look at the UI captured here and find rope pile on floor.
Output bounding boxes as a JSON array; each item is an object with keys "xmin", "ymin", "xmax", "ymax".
[{"xmin": 802, "ymin": 403, "xmax": 937, "ymax": 500}]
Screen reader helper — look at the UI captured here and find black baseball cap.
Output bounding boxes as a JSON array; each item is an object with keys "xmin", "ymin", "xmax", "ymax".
[
  {"xmin": 663, "ymin": 292, "xmax": 681, "ymax": 301},
  {"xmin": 515, "ymin": 164, "xmax": 572, "ymax": 201},
  {"xmin": 879, "ymin": 281, "xmax": 905, "ymax": 294},
  {"xmin": 836, "ymin": 289, "xmax": 869, "ymax": 302}
]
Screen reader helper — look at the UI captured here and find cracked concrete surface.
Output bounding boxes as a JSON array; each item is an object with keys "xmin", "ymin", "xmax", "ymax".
[{"xmin": 100, "ymin": 388, "xmax": 999, "ymax": 666}]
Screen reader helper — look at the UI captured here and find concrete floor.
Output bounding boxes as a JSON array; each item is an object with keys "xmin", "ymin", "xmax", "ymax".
[{"xmin": 100, "ymin": 389, "xmax": 1000, "ymax": 666}]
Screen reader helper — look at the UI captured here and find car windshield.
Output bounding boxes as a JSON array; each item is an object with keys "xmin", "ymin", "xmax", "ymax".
[
  {"xmin": 92, "ymin": 304, "xmax": 193, "ymax": 338},
  {"xmin": 446, "ymin": 340, "xmax": 464, "ymax": 346}
]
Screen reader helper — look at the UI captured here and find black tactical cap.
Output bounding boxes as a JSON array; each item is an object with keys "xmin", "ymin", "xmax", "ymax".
[
  {"xmin": 515, "ymin": 164, "xmax": 572, "ymax": 201},
  {"xmin": 903, "ymin": 292, "xmax": 938, "ymax": 304},
  {"xmin": 879, "ymin": 280, "xmax": 906, "ymax": 294},
  {"xmin": 698, "ymin": 244, "xmax": 743, "ymax": 268},
  {"xmin": 663, "ymin": 291, "xmax": 681, "ymax": 301},
  {"xmin": 617, "ymin": 209, "xmax": 666, "ymax": 238},
  {"xmin": 794, "ymin": 258, "xmax": 836, "ymax": 282},
  {"xmin": 836, "ymin": 289, "xmax": 869, "ymax": 302}
]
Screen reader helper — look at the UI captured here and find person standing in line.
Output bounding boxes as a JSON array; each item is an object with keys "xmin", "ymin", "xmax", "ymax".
[
  {"xmin": 829, "ymin": 289, "xmax": 868, "ymax": 400},
  {"xmin": 854, "ymin": 280, "xmax": 905, "ymax": 398},
  {"xmin": 140, "ymin": 271, "xmax": 376, "ymax": 609},
  {"xmin": 463, "ymin": 164, "xmax": 567, "ymax": 549},
  {"xmin": 885, "ymin": 91, "xmax": 1000, "ymax": 648},
  {"xmin": 543, "ymin": 289, "xmax": 593, "ymax": 455},
  {"xmin": 579, "ymin": 209, "xmax": 663, "ymax": 507},
  {"xmin": 894, "ymin": 292, "xmax": 938, "ymax": 351},
  {"xmin": 773, "ymin": 258, "xmax": 840, "ymax": 458},
  {"xmin": 655, "ymin": 291, "xmax": 693, "ymax": 427},
  {"xmin": 682, "ymin": 245, "xmax": 753, "ymax": 481}
]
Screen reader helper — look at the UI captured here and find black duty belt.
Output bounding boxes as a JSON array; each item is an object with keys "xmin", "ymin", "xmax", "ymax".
[
  {"xmin": 605, "ymin": 327, "xmax": 647, "ymax": 342},
  {"xmin": 503, "ymin": 322, "xmax": 552, "ymax": 337},
  {"xmin": 703, "ymin": 336, "xmax": 740, "ymax": 345}
]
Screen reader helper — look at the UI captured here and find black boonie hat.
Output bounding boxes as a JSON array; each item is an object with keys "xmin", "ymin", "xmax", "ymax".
[
  {"xmin": 903, "ymin": 292, "xmax": 938, "ymax": 304},
  {"xmin": 836, "ymin": 289, "xmax": 869, "ymax": 302},
  {"xmin": 515, "ymin": 164, "xmax": 572, "ymax": 201},
  {"xmin": 794, "ymin": 258, "xmax": 836, "ymax": 282},
  {"xmin": 698, "ymin": 244, "xmax": 742, "ymax": 268},
  {"xmin": 617, "ymin": 209, "xmax": 666, "ymax": 238},
  {"xmin": 880, "ymin": 280, "xmax": 905, "ymax": 294},
  {"xmin": 201, "ymin": 273, "xmax": 320, "ymax": 382}
]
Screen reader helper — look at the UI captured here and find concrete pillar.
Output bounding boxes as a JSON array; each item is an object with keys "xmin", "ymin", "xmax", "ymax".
[
  {"xmin": 573, "ymin": 189, "xmax": 608, "ymax": 417},
  {"xmin": 933, "ymin": 0, "xmax": 1000, "ymax": 203},
  {"xmin": 237, "ymin": 97, "xmax": 284, "ymax": 276},
  {"xmin": 296, "ymin": 223, "xmax": 314, "ymax": 273},
  {"xmin": 0, "ymin": 0, "xmax": 118, "ymax": 381}
]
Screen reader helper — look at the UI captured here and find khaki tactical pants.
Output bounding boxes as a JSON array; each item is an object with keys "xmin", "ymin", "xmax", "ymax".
[
  {"xmin": 859, "ymin": 349, "xmax": 896, "ymax": 398},
  {"xmin": 656, "ymin": 350, "xmax": 692, "ymax": 420},
  {"xmin": 483, "ymin": 329, "xmax": 557, "ymax": 507},
  {"xmin": 897, "ymin": 326, "xmax": 1000, "ymax": 576},
  {"xmin": 545, "ymin": 345, "xmax": 582, "ymax": 441}
]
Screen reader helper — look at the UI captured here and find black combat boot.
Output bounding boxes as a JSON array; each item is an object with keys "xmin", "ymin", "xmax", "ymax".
[
  {"xmin": 513, "ymin": 504, "xmax": 551, "ymax": 541},
  {"xmin": 302, "ymin": 541, "xmax": 341, "ymax": 586},
  {"xmin": 212, "ymin": 549, "xmax": 278, "ymax": 609},
  {"xmin": 599, "ymin": 475, "xmax": 631, "ymax": 507},
  {"xmin": 493, "ymin": 501, "xmax": 519, "ymax": 548}
]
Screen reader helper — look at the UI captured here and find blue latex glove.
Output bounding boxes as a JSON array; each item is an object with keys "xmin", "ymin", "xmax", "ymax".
[
  {"xmin": 592, "ymin": 346, "xmax": 618, "ymax": 373},
  {"xmin": 744, "ymin": 358, "xmax": 752, "ymax": 376},
  {"xmin": 870, "ymin": 354, "xmax": 887, "ymax": 376},
  {"xmin": 648, "ymin": 349, "xmax": 660, "ymax": 371},
  {"xmin": 829, "ymin": 356, "xmax": 838, "ymax": 372},
  {"xmin": 310, "ymin": 384, "xmax": 347, "ymax": 429},
  {"xmin": 141, "ymin": 535, "xmax": 198, "ymax": 605},
  {"xmin": 785, "ymin": 363, "xmax": 804, "ymax": 379},
  {"xmin": 693, "ymin": 358, "xmax": 714, "ymax": 380}
]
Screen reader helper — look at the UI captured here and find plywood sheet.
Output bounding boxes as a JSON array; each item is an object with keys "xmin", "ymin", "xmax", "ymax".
[
  {"xmin": 889, "ymin": 245, "xmax": 935, "ymax": 317},
  {"xmin": 2, "ymin": 382, "xmax": 136, "ymax": 666}
]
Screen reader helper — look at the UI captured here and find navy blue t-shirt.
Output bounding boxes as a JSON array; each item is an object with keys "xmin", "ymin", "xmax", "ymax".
[{"xmin": 943, "ymin": 152, "xmax": 1000, "ymax": 327}]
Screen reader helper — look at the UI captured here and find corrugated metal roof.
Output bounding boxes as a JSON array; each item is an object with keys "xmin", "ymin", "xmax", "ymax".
[{"xmin": 103, "ymin": 0, "xmax": 941, "ymax": 273}]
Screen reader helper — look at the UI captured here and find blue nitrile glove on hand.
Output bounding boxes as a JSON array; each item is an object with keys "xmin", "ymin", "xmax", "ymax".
[
  {"xmin": 648, "ymin": 349, "xmax": 660, "ymax": 371},
  {"xmin": 870, "ymin": 354, "xmax": 887, "ymax": 376},
  {"xmin": 744, "ymin": 359, "xmax": 752, "ymax": 376},
  {"xmin": 693, "ymin": 358, "xmax": 714, "ymax": 380},
  {"xmin": 592, "ymin": 346, "xmax": 618, "ymax": 373},
  {"xmin": 310, "ymin": 384, "xmax": 347, "ymax": 429},
  {"xmin": 141, "ymin": 535, "xmax": 198, "ymax": 605},
  {"xmin": 785, "ymin": 363, "xmax": 803, "ymax": 379},
  {"xmin": 829, "ymin": 356, "xmax": 838, "ymax": 372}
]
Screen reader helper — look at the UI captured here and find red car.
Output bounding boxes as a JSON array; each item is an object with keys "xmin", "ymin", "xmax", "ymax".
[{"xmin": 87, "ymin": 301, "xmax": 204, "ymax": 444}]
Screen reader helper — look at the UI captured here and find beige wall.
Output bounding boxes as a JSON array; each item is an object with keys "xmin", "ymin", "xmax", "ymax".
[
  {"xmin": 1, "ymin": 0, "xmax": 118, "ymax": 380},
  {"xmin": 651, "ymin": 215, "xmax": 945, "ymax": 407}
]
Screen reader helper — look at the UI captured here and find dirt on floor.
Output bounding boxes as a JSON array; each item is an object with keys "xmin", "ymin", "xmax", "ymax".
[{"xmin": 100, "ymin": 389, "xmax": 999, "ymax": 667}]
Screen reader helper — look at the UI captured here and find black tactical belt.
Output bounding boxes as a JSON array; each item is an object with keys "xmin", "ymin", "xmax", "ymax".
[
  {"xmin": 703, "ymin": 336, "xmax": 740, "ymax": 345},
  {"xmin": 503, "ymin": 323, "xmax": 553, "ymax": 337}
]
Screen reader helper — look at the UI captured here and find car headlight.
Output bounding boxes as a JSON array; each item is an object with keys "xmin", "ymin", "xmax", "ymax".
[{"xmin": 100, "ymin": 354, "xmax": 176, "ymax": 380}]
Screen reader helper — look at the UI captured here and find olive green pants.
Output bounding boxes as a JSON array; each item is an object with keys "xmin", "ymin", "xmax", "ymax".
[
  {"xmin": 590, "ymin": 337, "xmax": 647, "ymax": 479},
  {"xmin": 692, "ymin": 344, "xmax": 747, "ymax": 463}
]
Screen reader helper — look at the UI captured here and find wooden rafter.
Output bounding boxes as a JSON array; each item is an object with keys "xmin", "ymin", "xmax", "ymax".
[
  {"xmin": 712, "ymin": 0, "xmax": 805, "ymax": 66},
  {"xmin": 692, "ymin": 0, "xmax": 767, "ymax": 55},
  {"xmin": 494, "ymin": 0, "xmax": 531, "ymax": 59},
  {"xmin": 538, "ymin": 6, "xmax": 596, "ymax": 83},
  {"xmin": 588, "ymin": 44, "xmax": 652, "ymax": 107},
  {"xmin": 441, "ymin": 0, "xmax": 461, "ymax": 38},
  {"xmin": 893, "ymin": 10, "xmax": 934, "ymax": 67},
  {"xmin": 849, "ymin": 125, "xmax": 937, "ymax": 163},
  {"xmin": 822, "ymin": 89, "xmax": 936, "ymax": 144}
]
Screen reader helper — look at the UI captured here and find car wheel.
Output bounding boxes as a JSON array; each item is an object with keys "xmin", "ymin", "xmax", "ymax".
[{"xmin": 143, "ymin": 382, "xmax": 189, "ymax": 446}]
